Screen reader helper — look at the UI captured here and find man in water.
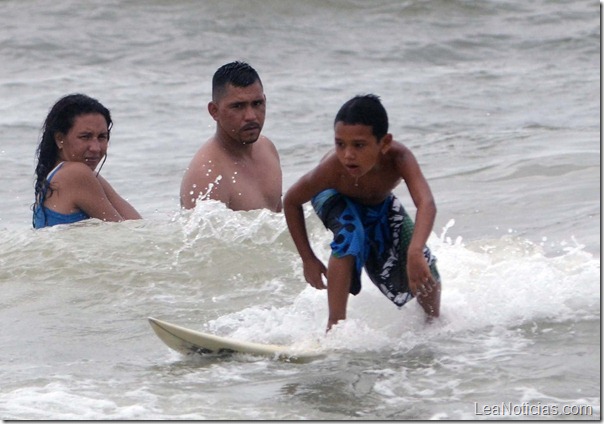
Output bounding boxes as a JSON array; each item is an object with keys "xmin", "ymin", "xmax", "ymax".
[{"xmin": 180, "ymin": 61, "xmax": 282, "ymax": 212}]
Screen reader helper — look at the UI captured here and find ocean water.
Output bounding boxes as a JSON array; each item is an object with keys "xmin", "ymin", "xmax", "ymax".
[{"xmin": 0, "ymin": 0, "xmax": 600, "ymax": 420}]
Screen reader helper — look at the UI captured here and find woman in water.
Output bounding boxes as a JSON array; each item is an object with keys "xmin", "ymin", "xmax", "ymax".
[{"xmin": 33, "ymin": 93, "xmax": 141, "ymax": 228}]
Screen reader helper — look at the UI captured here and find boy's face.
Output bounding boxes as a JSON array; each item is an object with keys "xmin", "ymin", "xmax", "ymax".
[{"xmin": 334, "ymin": 122, "xmax": 390, "ymax": 177}]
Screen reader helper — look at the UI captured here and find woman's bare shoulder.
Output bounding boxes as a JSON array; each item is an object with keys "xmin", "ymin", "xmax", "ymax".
[{"xmin": 53, "ymin": 161, "xmax": 97, "ymax": 184}]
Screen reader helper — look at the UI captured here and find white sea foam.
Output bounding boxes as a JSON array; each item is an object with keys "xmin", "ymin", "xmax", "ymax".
[{"xmin": 202, "ymin": 220, "xmax": 599, "ymax": 358}]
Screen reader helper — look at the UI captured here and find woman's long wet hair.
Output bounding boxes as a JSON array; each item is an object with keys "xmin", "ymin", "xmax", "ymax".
[{"xmin": 33, "ymin": 93, "xmax": 112, "ymax": 208}]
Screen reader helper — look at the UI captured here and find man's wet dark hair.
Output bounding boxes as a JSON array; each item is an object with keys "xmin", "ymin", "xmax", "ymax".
[
  {"xmin": 334, "ymin": 94, "xmax": 389, "ymax": 141},
  {"xmin": 212, "ymin": 61, "xmax": 262, "ymax": 101}
]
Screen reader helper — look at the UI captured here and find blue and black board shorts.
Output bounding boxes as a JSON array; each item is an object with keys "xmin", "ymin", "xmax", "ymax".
[{"xmin": 312, "ymin": 189, "xmax": 440, "ymax": 308}]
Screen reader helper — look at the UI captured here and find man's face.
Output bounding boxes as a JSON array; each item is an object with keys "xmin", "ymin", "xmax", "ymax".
[{"xmin": 210, "ymin": 81, "xmax": 266, "ymax": 145}]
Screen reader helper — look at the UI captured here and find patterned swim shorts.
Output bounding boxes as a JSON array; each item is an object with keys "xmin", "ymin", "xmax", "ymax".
[{"xmin": 312, "ymin": 189, "xmax": 440, "ymax": 307}]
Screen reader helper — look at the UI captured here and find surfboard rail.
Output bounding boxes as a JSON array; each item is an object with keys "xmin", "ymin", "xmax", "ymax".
[{"xmin": 148, "ymin": 317, "xmax": 321, "ymax": 363}]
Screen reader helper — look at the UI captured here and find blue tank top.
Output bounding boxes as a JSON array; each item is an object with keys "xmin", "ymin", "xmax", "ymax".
[{"xmin": 32, "ymin": 163, "xmax": 90, "ymax": 229}]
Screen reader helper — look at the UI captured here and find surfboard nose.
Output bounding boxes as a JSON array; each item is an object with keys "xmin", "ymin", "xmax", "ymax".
[{"xmin": 148, "ymin": 316, "xmax": 323, "ymax": 363}]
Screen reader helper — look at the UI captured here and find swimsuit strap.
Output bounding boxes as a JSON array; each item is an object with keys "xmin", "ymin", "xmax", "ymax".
[
  {"xmin": 46, "ymin": 162, "xmax": 65, "ymax": 183},
  {"xmin": 36, "ymin": 162, "xmax": 65, "ymax": 205}
]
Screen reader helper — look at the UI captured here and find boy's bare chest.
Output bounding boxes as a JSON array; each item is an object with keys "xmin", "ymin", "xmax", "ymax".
[{"xmin": 335, "ymin": 171, "xmax": 402, "ymax": 205}]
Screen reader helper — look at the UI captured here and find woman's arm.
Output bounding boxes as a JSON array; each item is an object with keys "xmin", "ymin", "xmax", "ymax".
[
  {"xmin": 97, "ymin": 175, "xmax": 142, "ymax": 220},
  {"xmin": 58, "ymin": 163, "xmax": 140, "ymax": 222}
]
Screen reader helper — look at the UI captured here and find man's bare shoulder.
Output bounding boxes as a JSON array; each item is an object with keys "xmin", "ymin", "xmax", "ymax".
[
  {"xmin": 180, "ymin": 138, "xmax": 227, "ymax": 208},
  {"xmin": 188, "ymin": 137, "xmax": 223, "ymax": 163},
  {"xmin": 187, "ymin": 138, "xmax": 237, "ymax": 179},
  {"xmin": 256, "ymin": 134, "xmax": 275, "ymax": 145},
  {"xmin": 254, "ymin": 135, "xmax": 280, "ymax": 159}
]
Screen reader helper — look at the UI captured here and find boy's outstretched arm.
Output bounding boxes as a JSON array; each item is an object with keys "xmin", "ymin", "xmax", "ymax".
[
  {"xmin": 283, "ymin": 173, "xmax": 327, "ymax": 290},
  {"xmin": 396, "ymin": 146, "xmax": 437, "ymax": 299}
]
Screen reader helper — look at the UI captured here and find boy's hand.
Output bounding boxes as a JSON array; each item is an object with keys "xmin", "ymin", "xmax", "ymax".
[
  {"xmin": 303, "ymin": 257, "xmax": 327, "ymax": 290},
  {"xmin": 407, "ymin": 250, "xmax": 435, "ymax": 297}
]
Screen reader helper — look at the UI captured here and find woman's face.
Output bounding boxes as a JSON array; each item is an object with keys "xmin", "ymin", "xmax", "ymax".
[{"xmin": 56, "ymin": 113, "xmax": 109, "ymax": 170}]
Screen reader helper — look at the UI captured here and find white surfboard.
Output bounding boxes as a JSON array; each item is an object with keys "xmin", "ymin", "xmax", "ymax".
[{"xmin": 148, "ymin": 317, "xmax": 321, "ymax": 363}]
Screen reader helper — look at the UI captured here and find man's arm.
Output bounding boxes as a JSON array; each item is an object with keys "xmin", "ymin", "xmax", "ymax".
[
  {"xmin": 263, "ymin": 137, "xmax": 284, "ymax": 212},
  {"xmin": 180, "ymin": 152, "xmax": 228, "ymax": 209}
]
